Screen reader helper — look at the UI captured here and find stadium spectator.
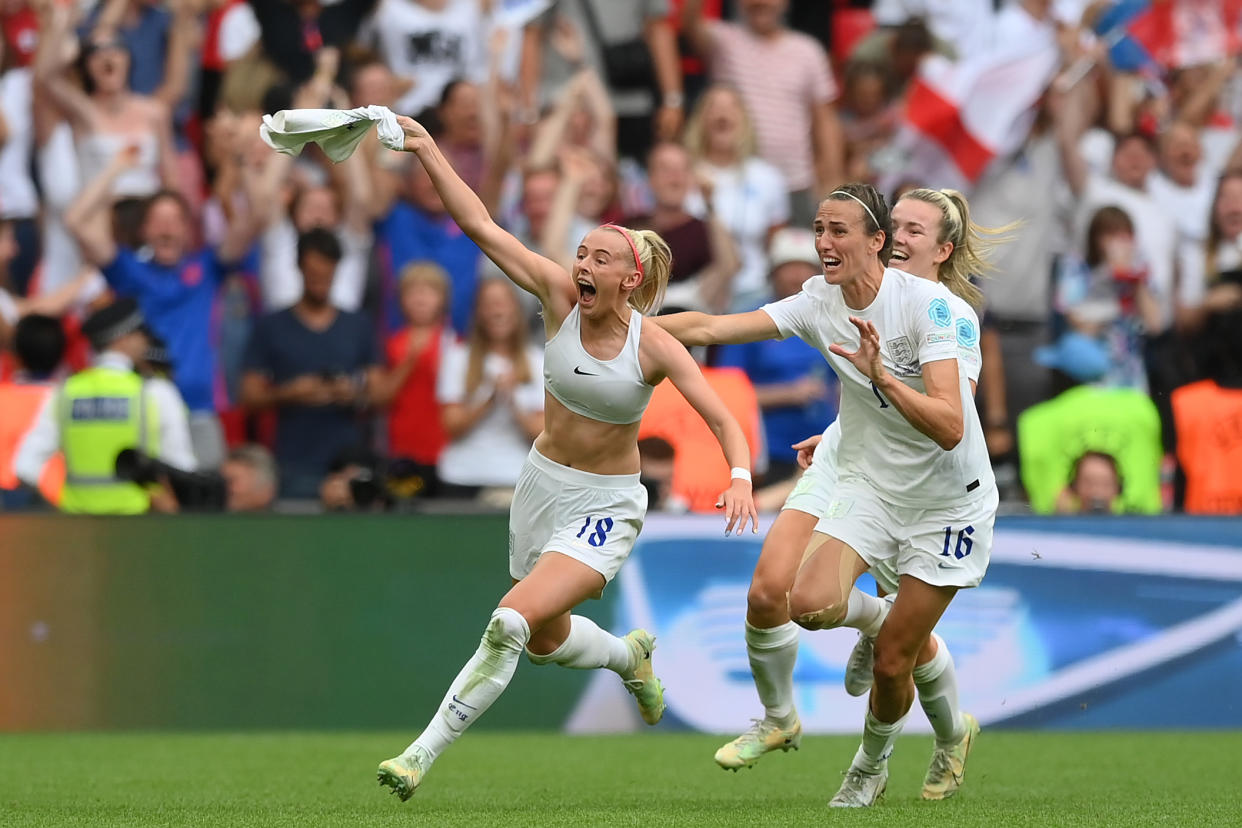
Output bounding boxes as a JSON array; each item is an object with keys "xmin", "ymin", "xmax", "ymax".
[
  {"xmin": 637, "ymin": 434, "xmax": 681, "ymax": 512},
  {"xmin": 838, "ymin": 60, "xmax": 900, "ymax": 182},
  {"xmin": 246, "ymin": 52, "xmax": 376, "ymax": 314},
  {"xmin": 220, "ymin": 443, "xmax": 278, "ymax": 512},
  {"xmin": 362, "ymin": 0, "xmax": 487, "ymax": 119},
  {"xmin": 680, "ymin": 0, "xmax": 844, "ymax": 223},
  {"xmin": 372, "ymin": 147, "xmax": 483, "ymax": 338},
  {"xmin": 373, "ymin": 262, "xmax": 453, "ymax": 487},
  {"xmin": 626, "ymin": 141, "xmax": 739, "ymax": 313},
  {"xmin": 1176, "ymin": 169, "xmax": 1242, "ymax": 335},
  {"xmin": 14, "ymin": 297, "xmax": 196, "ymax": 514},
  {"xmin": 33, "ymin": 0, "xmax": 189, "ymax": 202},
  {"xmin": 1055, "ymin": 450, "xmax": 1123, "ymax": 515},
  {"xmin": 245, "ymin": 0, "xmax": 377, "ymax": 88},
  {"xmin": 436, "ymin": 278, "xmax": 544, "ymax": 498},
  {"xmin": 0, "ymin": 314, "xmax": 66, "ymax": 509},
  {"xmin": 1044, "ymin": 206, "xmax": 1161, "ymax": 391},
  {"xmin": 715, "ymin": 227, "xmax": 838, "ymax": 485},
  {"xmin": 522, "ymin": 0, "xmax": 684, "ymax": 161},
  {"xmin": 541, "ymin": 145, "xmax": 622, "ymax": 270},
  {"xmin": 65, "ymin": 146, "xmax": 254, "ymax": 470},
  {"xmin": 0, "ymin": 32, "xmax": 39, "ymax": 295},
  {"xmin": 683, "ymin": 84, "xmax": 790, "ymax": 311},
  {"xmin": 240, "ymin": 228, "xmax": 382, "ymax": 500}
]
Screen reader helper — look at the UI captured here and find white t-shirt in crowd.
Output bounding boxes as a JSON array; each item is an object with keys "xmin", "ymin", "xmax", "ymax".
[
  {"xmin": 0, "ymin": 68, "xmax": 38, "ymax": 219},
  {"xmin": 687, "ymin": 157, "xmax": 790, "ymax": 303},
  {"xmin": 436, "ymin": 342, "xmax": 545, "ymax": 487},
  {"xmin": 363, "ymin": 0, "xmax": 488, "ymax": 116},
  {"xmin": 1148, "ymin": 171, "xmax": 1213, "ymax": 249},
  {"xmin": 1176, "ymin": 237, "xmax": 1242, "ymax": 310},
  {"xmin": 762, "ymin": 269, "xmax": 993, "ymax": 508},
  {"xmin": 260, "ymin": 219, "xmax": 372, "ymax": 313},
  {"xmin": 871, "ymin": 0, "xmax": 995, "ymax": 57}
]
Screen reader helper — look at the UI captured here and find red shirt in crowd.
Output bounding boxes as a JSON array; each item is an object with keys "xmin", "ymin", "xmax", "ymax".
[{"xmin": 385, "ymin": 325, "xmax": 450, "ymax": 465}]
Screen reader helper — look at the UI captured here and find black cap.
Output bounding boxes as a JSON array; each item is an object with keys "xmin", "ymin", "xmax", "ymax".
[
  {"xmin": 141, "ymin": 326, "xmax": 173, "ymax": 371},
  {"xmin": 81, "ymin": 297, "xmax": 146, "ymax": 351}
]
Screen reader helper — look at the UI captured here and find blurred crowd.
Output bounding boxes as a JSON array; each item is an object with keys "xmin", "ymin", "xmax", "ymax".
[{"xmin": 0, "ymin": 0, "xmax": 1240, "ymax": 516}]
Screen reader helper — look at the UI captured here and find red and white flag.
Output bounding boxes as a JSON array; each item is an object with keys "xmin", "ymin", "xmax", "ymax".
[{"xmin": 881, "ymin": 11, "xmax": 1061, "ymax": 193}]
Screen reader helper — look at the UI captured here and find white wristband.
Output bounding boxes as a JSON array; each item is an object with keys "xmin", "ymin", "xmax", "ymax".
[{"xmin": 730, "ymin": 467, "xmax": 751, "ymax": 483}]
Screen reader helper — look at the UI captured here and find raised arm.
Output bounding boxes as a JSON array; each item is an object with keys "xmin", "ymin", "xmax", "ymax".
[
  {"xmin": 397, "ymin": 116, "xmax": 575, "ymax": 316},
  {"xmin": 64, "ymin": 148, "xmax": 139, "ymax": 267},
  {"xmin": 644, "ymin": 325, "xmax": 758, "ymax": 535},
  {"xmin": 32, "ymin": 0, "xmax": 93, "ymax": 130},
  {"xmin": 678, "ymin": 0, "xmax": 715, "ymax": 61},
  {"xmin": 651, "ymin": 308, "xmax": 780, "ymax": 346}
]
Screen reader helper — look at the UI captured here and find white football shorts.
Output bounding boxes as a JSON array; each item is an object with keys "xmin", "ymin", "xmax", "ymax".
[
  {"xmin": 814, "ymin": 478, "xmax": 1000, "ymax": 590},
  {"xmin": 509, "ymin": 447, "xmax": 648, "ymax": 585}
]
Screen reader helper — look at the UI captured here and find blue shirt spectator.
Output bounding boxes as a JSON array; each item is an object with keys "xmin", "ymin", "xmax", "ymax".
[
  {"xmin": 376, "ymin": 163, "xmax": 482, "ymax": 337},
  {"xmin": 102, "ymin": 247, "xmax": 227, "ymax": 414}
]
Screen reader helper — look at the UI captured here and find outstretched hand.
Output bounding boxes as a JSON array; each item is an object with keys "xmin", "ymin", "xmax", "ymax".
[
  {"xmin": 716, "ymin": 479, "xmax": 759, "ymax": 537},
  {"xmin": 394, "ymin": 115, "xmax": 432, "ymax": 153},
  {"xmin": 829, "ymin": 316, "xmax": 886, "ymax": 383},
  {"xmin": 791, "ymin": 434, "xmax": 821, "ymax": 470}
]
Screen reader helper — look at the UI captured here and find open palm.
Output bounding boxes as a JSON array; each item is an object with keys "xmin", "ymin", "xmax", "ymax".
[{"xmin": 828, "ymin": 316, "xmax": 886, "ymax": 382}]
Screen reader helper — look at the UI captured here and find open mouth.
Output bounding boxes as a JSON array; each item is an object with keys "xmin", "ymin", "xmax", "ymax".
[
  {"xmin": 822, "ymin": 257, "xmax": 842, "ymax": 272},
  {"xmin": 890, "ymin": 250, "xmax": 909, "ymax": 263},
  {"xmin": 577, "ymin": 279, "xmax": 597, "ymax": 304}
]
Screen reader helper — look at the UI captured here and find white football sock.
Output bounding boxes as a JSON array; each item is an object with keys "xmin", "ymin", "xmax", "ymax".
[
  {"xmin": 913, "ymin": 633, "xmax": 965, "ymax": 748},
  {"xmin": 406, "ymin": 607, "xmax": 529, "ymax": 764},
  {"xmin": 851, "ymin": 708, "xmax": 909, "ymax": 774},
  {"xmin": 526, "ymin": 615, "xmax": 634, "ymax": 675},
  {"xmin": 842, "ymin": 588, "xmax": 887, "ymax": 637},
  {"xmin": 745, "ymin": 621, "xmax": 800, "ymax": 728}
]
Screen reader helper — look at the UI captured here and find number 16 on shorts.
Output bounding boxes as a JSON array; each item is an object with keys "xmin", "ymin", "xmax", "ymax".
[
  {"xmin": 942, "ymin": 525, "xmax": 974, "ymax": 559},
  {"xmin": 576, "ymin": 515, "xmax": 615, "ymax": 548}
]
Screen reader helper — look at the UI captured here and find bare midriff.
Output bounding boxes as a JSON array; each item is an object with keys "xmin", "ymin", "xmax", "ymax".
[{"xmin": 533, "ymin": 393, "xmax": 642, "ymax": 476}]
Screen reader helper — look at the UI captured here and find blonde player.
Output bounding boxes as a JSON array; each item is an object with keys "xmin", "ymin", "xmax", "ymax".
[
  {"xmin": 655, "ymin": 183, "xmax": 999, "ymax": 807},
  {"xmin": 375, "ymin": 117, "xmax": 759, "ymax": 802},
  {"xmin": 726, "ymin": 188, "xmax": 1003, "ymax": 801}
]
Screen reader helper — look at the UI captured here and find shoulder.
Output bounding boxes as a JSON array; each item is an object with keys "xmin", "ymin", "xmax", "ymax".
[{"xmin": 782, "ymin": 29, "xmax": 829, "ymax": 57}]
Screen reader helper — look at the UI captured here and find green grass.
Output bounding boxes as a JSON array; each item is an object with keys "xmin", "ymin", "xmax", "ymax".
[{"xmin": 1, "ymin": 731, "xmax": 1239, "ymax": 826}]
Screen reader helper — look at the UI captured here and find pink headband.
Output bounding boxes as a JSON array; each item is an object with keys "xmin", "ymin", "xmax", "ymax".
[{"xmin": 602, "ymin": 224, "xmax": 644, "ymax": 283}]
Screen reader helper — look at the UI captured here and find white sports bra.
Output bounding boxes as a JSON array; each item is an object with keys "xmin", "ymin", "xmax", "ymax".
[{"xmin": 543, "ymin": 305, "xmax": 654, "ymax": 425}]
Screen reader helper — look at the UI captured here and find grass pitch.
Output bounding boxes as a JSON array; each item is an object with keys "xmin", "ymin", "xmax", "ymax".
[{"xmin": 2, "ymin": 731, "xmax": 1239, "ymax": 827}]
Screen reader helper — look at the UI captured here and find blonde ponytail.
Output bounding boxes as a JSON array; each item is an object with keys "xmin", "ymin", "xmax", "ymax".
[
  {"xmin": 607, "ymin": 226, "xmax": 671, "ymax": 315},
  {"xmin": 900, "ymin": 188, "xmax": 1017, "ymax": 310}
]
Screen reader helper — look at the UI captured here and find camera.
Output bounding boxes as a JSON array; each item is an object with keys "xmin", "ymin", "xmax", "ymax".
[{"xmin": 115, "ymin": 448, "xmax": 228, "ymax": 512}]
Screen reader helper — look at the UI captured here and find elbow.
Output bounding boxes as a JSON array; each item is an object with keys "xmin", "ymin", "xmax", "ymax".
[{"xmin": 936, "ymin": 423, "xmax": 964, "ymax": 452}]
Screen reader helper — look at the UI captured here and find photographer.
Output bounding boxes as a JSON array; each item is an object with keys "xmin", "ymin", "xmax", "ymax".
[{"xmin": 14, "ymin": 298, "xmax": 196, "ymax": 514}]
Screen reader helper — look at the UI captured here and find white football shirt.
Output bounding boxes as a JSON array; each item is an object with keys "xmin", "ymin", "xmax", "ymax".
[
  {"xmin": 363, "ymin": 0, "xmax": 488, "ymax": 116},
  {"xmin": 762, "ymin": 268, "xmax": 993, "ymax": 508}
]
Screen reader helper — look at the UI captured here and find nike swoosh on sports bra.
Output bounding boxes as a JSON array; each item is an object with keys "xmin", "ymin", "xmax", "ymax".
[{"xmin": 543, "ymin": 305, "xmax": 654, "ymax": 424}]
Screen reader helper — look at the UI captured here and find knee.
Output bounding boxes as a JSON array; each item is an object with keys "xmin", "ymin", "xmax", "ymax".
[
  {"xmin": 787, "ymin": 585, "xmax": 849, "ymax": 631},
  {"xmin": 747, "ymin": 575, "xmax": 789, "ymax": 620},
  {"xmin": 483, "ymin": 607, "xmax": 531, "ymax": 655},
  {"xmin": 524, "ymin": 629, "xmax": 562, "ymax": 664},
  {"xmin": 872, "ymin": 638, "xmax": 916, "ymax": 685}
]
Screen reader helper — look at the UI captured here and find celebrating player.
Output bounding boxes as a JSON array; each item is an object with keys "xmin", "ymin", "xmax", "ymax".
[
  {"xmin": 712, "ymin": 187, "xmax": 1005, "ymax": 799},
  {"xmin": 654, "ymin": 183, "xmax": 999, "ymax": 807},
  {"xmin": 375, "ymin": 116, "xmax": 759, "ymax": 802}
]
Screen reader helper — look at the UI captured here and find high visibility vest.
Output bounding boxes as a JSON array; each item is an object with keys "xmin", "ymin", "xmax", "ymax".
[
  {"xmin": 1016, "ymin": 385, "xmax": 1163, "ymax": 515},
  {"xmin": 57, "ymin": 366, "xmax": 159, "ymax": 515},
  {"xmin": 1172, "ymin": 380, "xmax": 1242, "ymax": 514}
]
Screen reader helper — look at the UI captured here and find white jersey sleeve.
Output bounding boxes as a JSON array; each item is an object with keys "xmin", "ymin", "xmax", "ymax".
[{"xmin": 948, "ymin": 295, "xmax": 982, "ymax": 384}]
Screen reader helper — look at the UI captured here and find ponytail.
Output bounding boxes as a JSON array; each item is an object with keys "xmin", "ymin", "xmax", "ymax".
[
  {"xmin": 606, "ymin": 225, "xmax": 672, "ymax": 315},
  {"xmin": 900, "ymin": 188, "xmax": 1016, "ymax": 310}
]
